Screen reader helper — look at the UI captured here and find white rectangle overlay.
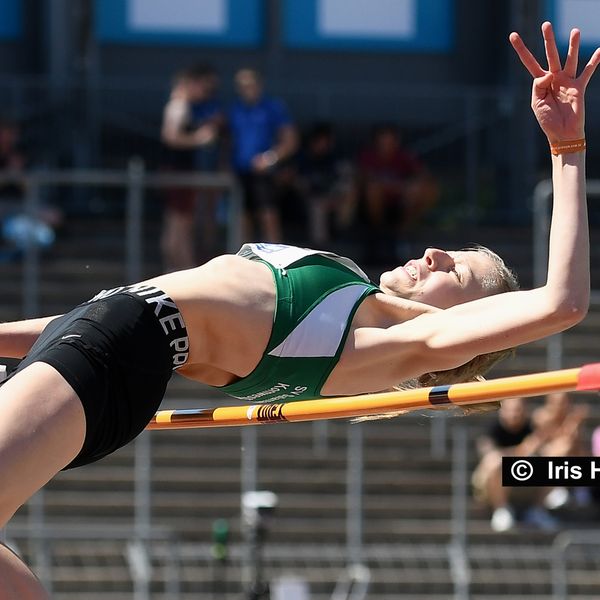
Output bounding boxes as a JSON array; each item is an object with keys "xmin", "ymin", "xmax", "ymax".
[
  {"xmin": 557, "ymin": 0, "xmax": 600, "ymax": 44},
  {"xmin": 318, "ymin": 0, "xmax": 415, "ymax": 39},
  {"xmin": 129, "ymin": 0, "xmax": 227, "ymax": 33}
]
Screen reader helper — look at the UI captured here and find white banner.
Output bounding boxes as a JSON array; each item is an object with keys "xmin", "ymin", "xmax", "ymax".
[
  {"xmin": 129, "ymin": 0, "xmax": 227, "ymax": 33},
  {"xmin": 318, "ymin": 0, "xmax": 415, "ymax": 38},
  {"xmin": 557, "ymin": 0, "xmax": 600, "ymax": 43}
]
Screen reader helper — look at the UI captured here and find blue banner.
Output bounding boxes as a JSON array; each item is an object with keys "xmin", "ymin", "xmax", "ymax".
[
  {"xmin": 283, "ymin": 0, "xmax": 453, "ymax": 51},
  {"xmin": 0, "ymin": 0, "xmax": 21, "ymax": 39},
  {"xmin": 96, "ymin": 0, "xmax": 263, "ymax": 46}
]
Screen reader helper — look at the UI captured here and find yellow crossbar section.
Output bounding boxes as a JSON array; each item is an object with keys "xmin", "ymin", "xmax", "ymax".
[{"xmin": 146, "ymin": 363, "xmax": 600, "ymax": 430}]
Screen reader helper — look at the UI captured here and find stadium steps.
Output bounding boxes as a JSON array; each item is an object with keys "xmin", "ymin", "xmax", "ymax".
[{"xmin": 11, "ymin": 538, "xmax": 599, "ymax": 599}]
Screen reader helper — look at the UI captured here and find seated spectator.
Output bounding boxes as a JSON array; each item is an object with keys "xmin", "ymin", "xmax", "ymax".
[
  {"xmin": 472, "ymin": 397, "xmax": 558, "ymax": 532},
  {"xmin": 0, "ymin": 118, "xmax": 59, "ymax": 261},
  {"xmin": 533, "ymin": 392, "xmax": 589, "ymax": 509},
  {"xmin": 533, "ymin": 392, "xmax": 587, "ymax": 456},
  {"xmin": 296, "ymin": 123, "xmax": 354, "ymax": 244},
  {"xmin": 356, "ymin": 124, "xmax": 438, "ymax": 259}
]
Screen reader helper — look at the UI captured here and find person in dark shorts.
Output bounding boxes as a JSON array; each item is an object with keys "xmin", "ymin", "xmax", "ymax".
[
  {"xmin": 228, "ymin": 68, "xmax": 298, "ymax": 242},
  {"xmin": 0, "ymin": 22, "xmax": 597, "ymax": 597}
]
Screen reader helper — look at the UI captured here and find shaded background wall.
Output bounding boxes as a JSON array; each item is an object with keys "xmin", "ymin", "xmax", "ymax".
[{"xmin": 0, "ymin": 0, "xmax": 597, "ymax": 224}]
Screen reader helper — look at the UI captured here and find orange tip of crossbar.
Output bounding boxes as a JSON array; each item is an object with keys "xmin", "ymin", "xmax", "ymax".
[{"xmin": 576, "ymin": 362, "xmax": 600, "ymax": 391}]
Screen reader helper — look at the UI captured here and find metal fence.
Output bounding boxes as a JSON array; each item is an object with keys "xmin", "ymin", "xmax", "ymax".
[
  {"xmin": 3, "ymin": 161, "xmax": 242, "ymax": 318},
  {"xmin": 0, "ymin": 76, "xmax": 540, "ymax": 224}
]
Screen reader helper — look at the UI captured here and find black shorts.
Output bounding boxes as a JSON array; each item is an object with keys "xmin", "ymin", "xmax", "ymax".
[
  {"xmin": 238, "ymin": 171, "xmax": 276, "ymax": 212},
  {"xmin": 11, "ymin": 284, "xmax": 190, "ymax": 469}
]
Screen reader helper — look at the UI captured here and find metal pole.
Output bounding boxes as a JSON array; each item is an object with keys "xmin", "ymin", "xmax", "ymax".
[
  {"xmin": 346, "ymin": 424, "xmax": 363, "ymax": 566},
  {"xmin": 126, "ymin": 157, "xmax": 145, "ymax": 283},
  {"xmin": 23, "ymin": 176, "xmax": 41, "ymax": 318},
  {"xmin": 29, "ymin": 491, "xmax": 52, "ymax": 594},
  {"xmin": 312, "ymin": 420, "xmax": 329, "ymax": 458},
  {"xmin": 449, "ymin": 424, "xmax": 470, "ymax": 600},
  {"xmin": 164, "ymin": 539, "xmax": 181, "ymax": 599},
  {"xmin": 227, "ymin": 179, "xmax": 243, "ymax": 253},
  {"xmin": 241, "ymin": 428, "xmax": 258, "ymax": 498},
  {"xmin": 508, "ymin": 0, "xmax": 542, "ymax": 222},
  {"xmin": 465, "ymin": 94, "xmax": 479, "ymax": 223},
  {"xmin": 532, "ymin": 179, "xmax": 552, "ymax": 288},
  {"xmin": 430, "ymin": 413, "xmax": 447, "ymax": 459},
  {"xmin": 128, "ymin": 156, "xmax": 151, "ymax": 600},
  {"xmin": 241, "ymin": 427, "xmax": 258, "ymax": 592},
  {"xmin": 551, "ymin": 534, "xmax": 569, "ymax": 600},
  {"xmin": 133, "ymin": 430, "xmax": 152, "ymax": 600}
]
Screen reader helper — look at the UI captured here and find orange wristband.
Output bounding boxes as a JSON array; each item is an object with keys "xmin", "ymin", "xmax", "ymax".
[{"xmin": 549, "ymin": 138, "xmax": 586, "ymax": 155}]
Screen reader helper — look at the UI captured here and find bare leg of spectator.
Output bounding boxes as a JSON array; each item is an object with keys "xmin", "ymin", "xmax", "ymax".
[
  {"xmin": 308, "ymin": 195, "xmax": 329, "ymax": 244},
  {"xmin": 254, "ymin": 174, "xmax": 281, "ymax": 242},
  {"xmin": 335, "ymin": 190, "xmax": 357, "ymax": 233},
  {"xmin": 161, "ymin": 209, "xmax": 196, "ymax": 272},
  {"xmin": 474, "ymin": 451, "xmax": 516, "ymax": 532},
  {"xmin": 259, "ymin": 207, "xmax": 282, "ymax": 243},
  {"xmin": 364, "ymin": 181, "xmax": 386, "ymax": 228},
  {"xmin": 401, "ymin": 177, "xmax": 439, "ymax": 232},
  {"xmin": 198, "ymin": 190, "xmax": 219, "ymax": 260}
]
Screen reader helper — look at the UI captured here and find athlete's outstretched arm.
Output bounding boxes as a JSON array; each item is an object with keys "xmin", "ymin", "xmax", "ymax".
[
  {"xmin": 0, "ymin": 316, "xmax": 59, "ymax": 358},
  {"xmin": 354, "ymin": 23, "xmax": 600, "ymax": 382}
]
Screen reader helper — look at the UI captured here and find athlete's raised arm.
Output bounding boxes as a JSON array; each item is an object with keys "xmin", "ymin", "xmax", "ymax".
[{"xmin": 355, "ymin": 23, "xmax": 600, "ymax": 384}]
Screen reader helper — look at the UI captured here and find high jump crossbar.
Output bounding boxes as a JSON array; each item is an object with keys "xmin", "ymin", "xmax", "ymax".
[{"xmin": 146, "ymin": 363, "xmax": 600, "ymax": 430}]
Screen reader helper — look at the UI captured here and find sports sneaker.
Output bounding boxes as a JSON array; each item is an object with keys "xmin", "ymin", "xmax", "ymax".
[
  {"xmin": 490, "ymin": 506, "xmax": 516, "ymax": 532},
  {"xmin": 544, "ymin": 487, "xmax": 570, "ymax": 510},
  {"xmin": 523, "ymin": 506, "xmax": 560, "ymax": 531}
]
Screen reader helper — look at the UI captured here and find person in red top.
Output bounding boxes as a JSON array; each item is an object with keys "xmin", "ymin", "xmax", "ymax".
[{"xmin": 357, "ymin": 123, "xmax": 438, "ymax": 254}]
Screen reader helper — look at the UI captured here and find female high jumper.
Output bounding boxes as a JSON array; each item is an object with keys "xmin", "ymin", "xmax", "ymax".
[{"xmin": 0, "ymin": 22, "xmax": 598, "ymax": 598}]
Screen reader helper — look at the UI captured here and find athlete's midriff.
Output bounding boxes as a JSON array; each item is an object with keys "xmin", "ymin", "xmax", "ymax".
[{"xmin": 141, "ymin": 255, "xmax": 276, "ymax": 385}]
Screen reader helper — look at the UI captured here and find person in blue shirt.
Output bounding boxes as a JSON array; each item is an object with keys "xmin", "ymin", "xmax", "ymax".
[{"xmin": 228, "ymin": 68, "xmax": 298, "ymax": 242}]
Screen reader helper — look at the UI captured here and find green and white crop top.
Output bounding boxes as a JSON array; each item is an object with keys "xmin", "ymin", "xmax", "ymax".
[{"xmin": 218, "ymin": 243, "xmax": 380, "ymax": 402}]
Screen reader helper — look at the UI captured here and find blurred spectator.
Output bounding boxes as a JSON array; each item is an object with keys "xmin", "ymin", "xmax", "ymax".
[
  {"xmin": 533, "ymin": 392, "xmax": 589, "ymax": 510},
  {"xmin": 356, "ymin": 123, "xmax": 438, "ymax": 258},
  {"xmin": 160, "ymin": 63, "xmax": 223, "ymax": 271},
  {"xmin": 533, "ymin": 392, "xmax": 587, "ymax": 457},
  {"xmin": 228, "ymin": 68, "xmax": 298, "ymax": 242},
  {"xmin": 0, "ymin": 118, "xmax": 26, "ymax": 212},
  {"xmin": 472, "ymin": 397, "xmax": 558, "ymax": 532},
  {"xmin": 296, "ymin": 123, "xmax": 354, "ymax": 244},
  {"xmin": 0, "ymin": 118, "xmax": 59, "ymax": 262},
  {"xmin": 591, "ymin": 427, "xmax": 600, "ymax": 506}
]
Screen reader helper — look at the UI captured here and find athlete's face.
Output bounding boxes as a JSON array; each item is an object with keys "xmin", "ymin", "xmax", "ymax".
[{"xmin": 379, "ymin": 248, "xmax": 497, "ymax": 309}]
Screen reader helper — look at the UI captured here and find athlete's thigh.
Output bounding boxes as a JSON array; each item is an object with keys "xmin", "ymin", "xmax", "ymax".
[
  {"xmin": 0, "ymin": 361, "xmax": 86, "ymax": 525},
  {"xmin": 0, "ymin": 543, "xmax": 49, "ymax": 600}
]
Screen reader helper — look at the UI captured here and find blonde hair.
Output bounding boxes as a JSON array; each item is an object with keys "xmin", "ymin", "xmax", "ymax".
[
  {"xmin": 464, "ymin": 245, "xmax": 519, "ymax": 296},
  {"xmin": 357, "ymin": 245, "xmax": 520, "ymax": 421}
]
